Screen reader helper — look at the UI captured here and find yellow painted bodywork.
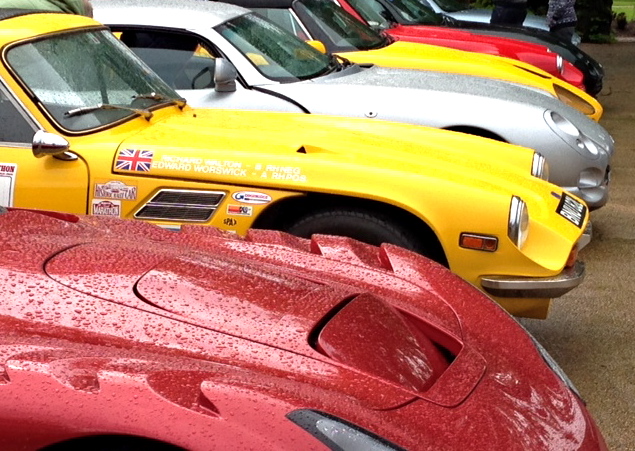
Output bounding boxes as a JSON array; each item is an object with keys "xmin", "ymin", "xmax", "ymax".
[
  {"xmin": 0, "ymin": 13, "xmax": 589, "ymax": 318},
  {"xmin": 339, "ymin": 40, "xmax": 603, "ymax": 122}
]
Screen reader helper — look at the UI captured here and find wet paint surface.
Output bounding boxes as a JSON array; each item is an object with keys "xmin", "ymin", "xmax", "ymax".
[{"xmin": 0, "ymin": 209, "xmax": 606, "ymax": 450}]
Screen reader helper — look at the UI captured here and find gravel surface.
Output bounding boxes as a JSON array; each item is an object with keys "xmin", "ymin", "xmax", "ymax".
[{"xmin": 520, "ymin": 42, "xmax": 635, "ymax": 451}]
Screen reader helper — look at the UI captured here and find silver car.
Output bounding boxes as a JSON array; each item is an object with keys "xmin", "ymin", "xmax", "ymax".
[{"xmin": 94, "ymin": 0, "xmax": 613, "ymax": 209}]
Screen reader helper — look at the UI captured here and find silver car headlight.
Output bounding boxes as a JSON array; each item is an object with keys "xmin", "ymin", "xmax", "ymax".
[
  {"xmin": 576, "ymin": 135, "xmax": 600, "ymax": 156},
  {"xmin": 531, "ymin": 152, "xmax": 550, "ymax": 181},
  {"xmin": 508, "ymin": 196, "xmax": 529, "ymax": 249},
  {"xmin": 287, "ymin": 410, "xmax": 404, "ymax": 451},
  {"xmin": 546, "ymin": 111, "xmax": 600, "ymax": 158},
  {"xmin": 549, "ymin": 110, "xmax": 579, "ymax": 137}
]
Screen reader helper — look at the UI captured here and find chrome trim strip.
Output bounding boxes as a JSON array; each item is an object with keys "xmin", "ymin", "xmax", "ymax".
[
  {"xmin": 578, "ymin": 221, "xmax": 592, "ymax": 250},
  {"xmin": 481, "ymin": 261, "xmax": 585, "ymax": 298}
]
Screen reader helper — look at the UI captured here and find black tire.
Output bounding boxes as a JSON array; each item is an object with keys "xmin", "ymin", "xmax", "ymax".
[
  {"xmin": 40, "ymin": 436, "xmax": 184, "ymax": 451},
  {"xmin": 286, "ymin": 208, "xmax": 428, "ymax": 255}
]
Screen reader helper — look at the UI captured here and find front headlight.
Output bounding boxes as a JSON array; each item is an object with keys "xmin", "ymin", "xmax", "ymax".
[
  {"xmin": 508, "ymin": 196, "xmax": 529, "ymax": 249},
  {"xmin": 546, "ymin": 111, "xmax": 600, "ymax": 158},
  {"xmin": 548, "ymin": 110, "xmax": 579, "ymax": 137},
  {"xmin": 553, "ymin": 85, "xmax": 596, "ymax": 117},
  {"xmin": 531, "ymin": 152, "xmax": 550, "ymax": 181},
  {"xmin": 287, "ymin": 410, "xmax": 405, "ymax": 451}
]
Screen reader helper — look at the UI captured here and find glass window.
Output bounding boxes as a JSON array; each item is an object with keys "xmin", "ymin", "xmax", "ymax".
[
  {"xmin": 347, "ymin": 0, "xmax": 443, "ymax": 25},
  {"xmin": 293, "ymin": 0, "xmax": 388, "ymax": 51},
  {"xmin": 6, "ymin": 29, "xmax": 182, "ymax": 132},
  {"xmin": 0, "ymin": 87, "xmax": 35, "ymax": 144},
  {"xmin": 252, "ymin": 9, "xmax": 312, "ymax": 41},
  {"xmin": 119, "ymin": 30, "xmax": 217, "ymax": 90},
  {"xmin": 216, "ymin": 13, "xmax": 332, "ymax": 82}
]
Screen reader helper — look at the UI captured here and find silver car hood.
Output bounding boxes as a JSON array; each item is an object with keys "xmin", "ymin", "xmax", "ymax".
[{"xmin": 261, "ymin": 64, "xmax": 612, "ymax": 152}]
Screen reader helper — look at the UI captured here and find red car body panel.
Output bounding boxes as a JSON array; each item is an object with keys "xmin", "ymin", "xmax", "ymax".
[
  {"xmin": 0, "ymin": 209, "xmax": 607, "ymax": 450},
  {"xmin": 337, "ymin": 1, "xmax": 585, "ymax": 90}
]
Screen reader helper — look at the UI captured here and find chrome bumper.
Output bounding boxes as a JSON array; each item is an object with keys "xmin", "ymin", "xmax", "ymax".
[
  {"xmin": 481, "ymin": 261, "xmax": 585, "ymax": 298},
  {"xmin": 579, "ymin": 221, "xmax": 592, "ymax": 250}
]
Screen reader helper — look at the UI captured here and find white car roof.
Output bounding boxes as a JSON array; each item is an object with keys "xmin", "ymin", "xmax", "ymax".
[{"xmin": 92, "ymin": 0, "xmax": 248, "ymax": 29}]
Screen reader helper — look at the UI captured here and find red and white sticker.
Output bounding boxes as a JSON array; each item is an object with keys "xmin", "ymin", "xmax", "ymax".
[
  {"xmin": 0, "ymin": 163, "xmax": 17, "ymax": 207},
  {"xmin": 227, "ymin": 204, "xmax": 253, "ymax": 216},
  {"xmin": 92, "ymin": 200, "xmax": 121, "ymax": 217},
  {"xmin": 94, "ymin": 180, "xmax": 138, "ymax": 200}
]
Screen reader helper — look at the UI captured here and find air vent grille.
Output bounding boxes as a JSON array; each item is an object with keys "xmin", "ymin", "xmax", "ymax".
[{"xmin": 135, "ymin": 189, "xmax": 225, "ymax": 222}]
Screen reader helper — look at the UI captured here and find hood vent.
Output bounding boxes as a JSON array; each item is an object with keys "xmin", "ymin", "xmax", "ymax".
[{"xmin": 135, "ymin": 189, "xmax": 226, "ymax": 222}]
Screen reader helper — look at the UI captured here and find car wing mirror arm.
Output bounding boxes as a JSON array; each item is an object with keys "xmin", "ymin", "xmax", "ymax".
[
  {"xmin": 214, "ymin": 58, "xmax": 238, "ymax": 93},
  {"xmin": 32, "ymin": 130, "xmax": 77, "ymax": 161}
]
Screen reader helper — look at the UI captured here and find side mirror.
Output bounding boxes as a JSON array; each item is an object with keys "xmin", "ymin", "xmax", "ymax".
[
  {"xmin": 32, "ymin": 130, "xmax": 69, "ymax": 158},
  {"xmin": 305, "ymin": 40, "xmax": 327, "ymax": 54},
  {"xmin": 214, "ymin": 59, "xmax": 238, "ymax": 93}
]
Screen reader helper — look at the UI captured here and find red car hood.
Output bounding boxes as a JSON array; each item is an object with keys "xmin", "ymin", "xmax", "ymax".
[
  {"xmin": 0, "ymin": 209, "xmax": 607, "ymax": 449},
  {"xmin": 389, "ymin": 23, "xmax": 554, "ymax": 57},
  {"xmin": 1, "ymin": 208, "xmax": 486, "ymax": 408}
]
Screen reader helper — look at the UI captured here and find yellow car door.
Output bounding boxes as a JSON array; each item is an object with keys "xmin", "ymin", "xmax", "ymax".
[{"xmin": 0, "ymin": 87, "xmax": 89, "ymax": 213}]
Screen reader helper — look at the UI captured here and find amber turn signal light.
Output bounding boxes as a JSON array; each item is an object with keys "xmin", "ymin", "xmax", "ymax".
[{"xmin": 459, "ymin": 233, "xmax": 498, "ymax": 252}]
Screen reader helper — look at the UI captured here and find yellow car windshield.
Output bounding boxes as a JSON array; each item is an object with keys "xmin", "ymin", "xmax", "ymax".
[{"xmin": 6, "ymin": 29, "xmax": 181, "ymax": 131}]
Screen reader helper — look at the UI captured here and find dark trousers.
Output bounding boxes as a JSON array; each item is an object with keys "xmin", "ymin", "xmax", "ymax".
[
  {"xmin": 550, "ymin": 25, "xmax": 577, "ymax": 43},
  {"xmin": 490, "ymin": 5, "xmax": 527, "ymax": 26}
]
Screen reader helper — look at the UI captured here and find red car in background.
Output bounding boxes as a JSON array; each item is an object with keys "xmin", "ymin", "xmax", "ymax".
[
  {"xmin": 332, "ymin": 0, "xmax": 603, "ymax": 95},
  {"xmin": 0, "ymin": 208, "xmax": 607, "ymax": 450}
]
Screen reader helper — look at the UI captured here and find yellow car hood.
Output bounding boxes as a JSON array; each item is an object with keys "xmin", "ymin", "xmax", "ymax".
[
  {"xmin": 339, "ymin": 41, "xmax": 602, "ymax": 121},
  {"xmin": 117, "ymin": 108, "xmax": 544, "ymax": 199}
]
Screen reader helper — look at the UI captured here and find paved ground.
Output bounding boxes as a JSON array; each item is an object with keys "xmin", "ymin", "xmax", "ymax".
[{"xmin": 520, "ymin": 42, "xmax": 635, "ymax": 450}]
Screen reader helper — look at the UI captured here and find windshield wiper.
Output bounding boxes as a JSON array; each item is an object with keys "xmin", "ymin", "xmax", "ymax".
[
  {"xmin": 335, "ymin": 55, "xmax": 355, "ymax": 69},
  {"xmin": 64, "ymin": 103, "xmax": 153, "ymax": 121},
  {"xmin": 133, "ymin": 92, "xmax": 187, "ymax": 109}
]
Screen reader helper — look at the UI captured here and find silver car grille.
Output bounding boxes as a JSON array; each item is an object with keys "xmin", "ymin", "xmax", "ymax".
[{"xmin": 135, "ymin": 189, "xmax": 226, "ymax": 222}]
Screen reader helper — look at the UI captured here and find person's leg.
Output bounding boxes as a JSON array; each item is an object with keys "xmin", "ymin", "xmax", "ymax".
[
  {"xmin": 551, "ymin": 26, "xmax": 576, "ymax": 42},
  {"xmin": 491, "ymin": 5, "xmax": 527, "ymax": 26}
]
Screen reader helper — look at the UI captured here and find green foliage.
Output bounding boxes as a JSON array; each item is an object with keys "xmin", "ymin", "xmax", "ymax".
[{"xmin": 577, "ymin": 0, "xmax": 614, "ymax": 41}]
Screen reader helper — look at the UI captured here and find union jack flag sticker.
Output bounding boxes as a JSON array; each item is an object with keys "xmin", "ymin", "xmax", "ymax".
[{"xmin": 116, "ymin": 149, "xmax": 154, "ymax": 172}]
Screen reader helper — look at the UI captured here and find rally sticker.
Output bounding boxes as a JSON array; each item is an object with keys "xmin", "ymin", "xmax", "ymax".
[
  {"xmin": 227, "ymin": 204, "xmax": 253, "ymax": 216},
  {"xmin": 92, "ymin": 200, "xmax": 121, "ymax": 217},
  {"xmin": 232, "ymin": 191, "xmax": 272, "ymax": 204},
  {"xmin": 115, "ymin": 149, "xmax": 153, "ymax": 172},
  {"xmin": 0, "ymin": 163, "xmax": 17, "ymax": 207},
  {"xmin": 556, "ymin": 193, "xmax": 586, "ymax": 228},
  {"xmin": 94, "ymin": 181, "xmax": 138, "ymax": 200}
]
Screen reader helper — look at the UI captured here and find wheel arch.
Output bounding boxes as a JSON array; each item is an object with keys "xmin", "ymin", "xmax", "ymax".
[
  {"xmin": 39, "ymin": 434, "xmax": 185, "ymax": 451},
  {"xmin": 252, "ymin": 192, "xmax": 448, "ymax": 267},
  {"xmin": 444, "ymin": 125, "xmax": 506, "ymax": 142}
]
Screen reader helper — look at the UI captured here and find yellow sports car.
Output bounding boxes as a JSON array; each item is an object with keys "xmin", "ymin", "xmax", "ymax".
[{"xmin": 0, "ymin": 10, "xmax": 589, "ymax": 318}]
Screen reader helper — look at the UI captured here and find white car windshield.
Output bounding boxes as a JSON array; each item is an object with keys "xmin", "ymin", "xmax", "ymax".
[
  {"xmin": 216, "ymin": 13, "xmax": 334, "ymax": 82},
  {"xmin": 6, "ymin": 29, "xmax": 183, "ymax": 132}
]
